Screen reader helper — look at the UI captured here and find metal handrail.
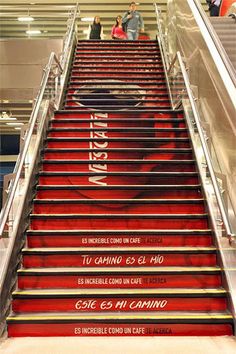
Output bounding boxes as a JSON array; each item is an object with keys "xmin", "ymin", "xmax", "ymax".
[
  {"xmin": 153, "ymin": 3, "xmax": 169, "ymax": 70},
  {"xmin": 0, "ymin": 2, "xmax": 79, "ymax": 237},
  {"xmin": 0, "ymin": 3, "xmax": 79, "ymax": 333},
  {"xmin": 174, "ymin": 51, "xmax": 235, "ymax": 242},
  {"xmin": 153, "ymin": 2, "xmax": 235, "ymax": 242},
  {"xmin": 157, "ymin": 36, "xmax": 174, "ymax": 109},
  {"xmin": 0, "ymin": 52, "xmax": 61, "ymax": 237},
  {"xmin": 60, "ymin": 3, "xmax": 79, "ymax": 71},
  {"xmin": 57, "ymin": 2, "xmax": 79, "ymax": 109}
]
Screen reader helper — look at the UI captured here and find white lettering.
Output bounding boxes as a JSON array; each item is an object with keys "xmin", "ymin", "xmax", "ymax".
[{"xmin": 88, "ymin": 113, "xmax": 109, "ymax": 185}]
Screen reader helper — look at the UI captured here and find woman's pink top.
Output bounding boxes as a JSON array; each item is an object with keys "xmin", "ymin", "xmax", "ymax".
[{"xmin": 111, "ymin": 25, "xmax": 127, "ymax": 39}]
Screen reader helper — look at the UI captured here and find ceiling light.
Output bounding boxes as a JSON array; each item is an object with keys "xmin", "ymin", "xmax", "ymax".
[
  {"xmin": 18, "ymin": 16, "xmax": 34, "ymax": 22},
  {"xmin": 81, "ymin": 17, "xmax": 94, "ymax": 22},
  {"xmin": 6, "ymin": 122, "xmax": 24, "ymax": 126},
  {"xmin": 0, "ymin": 118, "xmax": 17, "ymax": 121},
  {"xmin": 26, "ymin": 30, "xmax": 41, "ymax": 35}
]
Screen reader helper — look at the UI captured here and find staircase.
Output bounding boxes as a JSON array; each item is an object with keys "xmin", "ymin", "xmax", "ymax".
[{"xmin": 7, "ymin": 40, "xmax": 233, "ymax": 337}]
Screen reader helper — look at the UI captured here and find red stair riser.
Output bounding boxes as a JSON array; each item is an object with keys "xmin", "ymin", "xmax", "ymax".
[
  {"xmin": 65, "ymin": 103, "xmax": 171, "ymax": 109},
  {"xmin": 67, "ymin": 89, "xmax": 169, "ymax": 95},
  {"xmin": 72, "ymin": 62, "xmax": 161, "ymax": 65},
  {"xmin": 41, "ymin": 163, "xmax": 196, "ymax": 173},
  {"xmin": 50, "ymin": 121, "xmax": 186, "ymax": 128},
  {"xmin": 30, "ymin": 217, "xmax": 208, "ymax": 230},
  {"xmin": 7, "ymin": 322, "xmax": 233, "ymax": 337},
  {"xmin": 46, "ymin": 141, "xmax": 191, "ymax": 149},
  {"xmin": 17, "ymin": 273, "xmax": 222, "ymax": 290},
  {"xmin": 33, "ymin": 202, "xmax": 205, "ymax": 214},
  {"xmin": 43, "ymin": 152, "xmax": 192, "ymax": 160},
  {"xmin": 27, "ymin": 234, "xmax": 213, "ymax": 248},
  {"xmin": 38, "ymin": 175, "xmax": 199, "ymax": 186},
  {"xmin": 72, "ymin": 62, "xmax": 161, "ymax": 66},
  {"xmin": 69, "ymin": 80, "xmax": 165, "ymax": 88},
  {"xmin": 36, "ymin": 189, "xmax": 201, "ymax": 200},
  {"xmin": 47, "ymin": 131, "xmax": 187, "ymax": 138},
  {"xmin": 71, "ymin": 66, "xmax": 163, "ymax": 70},
  {"xmin": 75, "ymin": 48, "xmax": 159, "ymax": 51},
  {"xmin": 12, "ymin": 297, "xmax": 227, "ymax": 313},
  {"xmin": 70, "ymin": 73, "xmax": 165, "ymax": 78},
  {"xmin": 22, "ymin": 253, "xmax": 216, "ymax": 268},
  {"xmin": 50, "ymin": 120, "xmax": 153, "ymax": 128},
  {"xmin": 71, "ymin": 67, "xmax": 164, "ymax": 71},
  {"xmin": 74, "ymin": 53, "xmax": 160, "ymax": 57},
  {"xmin": 54, "ymin": 112, "xmax": 184, "ymax": 119}
]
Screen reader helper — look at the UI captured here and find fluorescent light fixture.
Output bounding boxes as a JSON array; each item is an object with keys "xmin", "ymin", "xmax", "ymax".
[
  {"xmin": 6, "ymin": 122, "xmax": 24, "ymax": 126},
  {"xmin": 26, "ymin": 30, "xmax": 41, "ymax": 35},
  {"xmin": 18, "ymin": 16, "xmax": 34, "ymax": 22},
  {"xmin": 15, "ymin": 127, "xmax": 22, "ymax": 130},
  {"xmin": 81, "ymin": 17, "xmax": 94, "ymax": 22},
  {"xmin": 0, "ymin": 117, "xmax": 17, "ymax": 121}
]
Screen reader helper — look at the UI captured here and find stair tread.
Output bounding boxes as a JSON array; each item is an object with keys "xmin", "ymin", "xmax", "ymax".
[
  {"xmin": 22, "ymin": 246, "xmax": 216, "ymax": 253},
  {"xmin": 36, "ymin": 184, "xmax": 201, "ymax": 189},
  {"xmin": 51, "ymin": 118, "xmax": 185, "ymax": 122},
  {"xmin": 41, "ymin": 159, "xmax": 194, "ymax": 163},
  {"xmin": 12, "ymin": 288, "xmax": 226, "ymax": 296},
  {"xmin": 56, "ymin": 109, "xmax": 181, "ymax": 113},
  {"xmin": 44, "ymin": 148, "xmax": 191, "ymax": 152},
  {"xmin": 48, "ymin": 127, "xmax": 187, "ymax": 131},
  {"xmin": 7, "ymin": 312, "xmax": 232, "ymax": 321},
  {"xmin": 27, "ymin": 229, "xmax": 212, "ymax": 234},
  {"xmin": 17, "ymin": 266, "xmax": 221, "ymax": 273},
  {"xmin": 33, "ymin": 198, "xmax": 204, "ymax": 203},
  {"xmin": 30, "ymin": 213, "xmax": 207, "ymax": 217},
  {"xmin": 46, "ymin": 137, "xmax": 189, "ymax": 140},
  {"xmin": 39, "ymin": 172, "xmax": 197, "ymax": 175}
]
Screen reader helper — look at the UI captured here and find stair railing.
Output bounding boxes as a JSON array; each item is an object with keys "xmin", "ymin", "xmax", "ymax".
[
  {"xmin": 154, "ymin": 1, "xmax": 236, "ymax": 329},
  {"xmin": 171, "ymin": 51, "xmax": 236, "ymax": 329},
  {"xmin": 57, "ymin": 2, "xmax": 79, "ymax": 109},
  {"xmin": 154, "ymin": 2, "xmax": 236, "ymax": 245},
  {"xmin": 0, "ymin": 3, "xmax": 79, "ymax": 335},
  {"xmin": 154, "ymin": 4, "xmax": 174, "ymax": 109},
  {"xmin": 170, "ymin": 51, "xmax": 235, "ymax": 244}
]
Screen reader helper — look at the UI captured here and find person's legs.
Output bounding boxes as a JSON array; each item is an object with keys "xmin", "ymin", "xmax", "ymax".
[
  {"xmin": 210, "ymin": 5, "xmax": 220, "ymax": 16},
  {"xmin": 127, "ymin": 31, "xmax": 136, "ymax": 40},
  {"xmin": 134, "ymin": 31, "xmax": 139, "ymax": 40}
]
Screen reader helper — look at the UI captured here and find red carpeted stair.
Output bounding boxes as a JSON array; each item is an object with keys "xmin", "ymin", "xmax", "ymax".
[{"xmin": 7, "ymin": 40, "xmax": 233, "ymax": 337}]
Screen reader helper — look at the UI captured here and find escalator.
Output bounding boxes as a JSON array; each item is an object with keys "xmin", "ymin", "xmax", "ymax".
[
  {"xmin": 210, "ymin": 16, "xmax": 236, "ymax": 70},
  {"xmin": 6, "ymin": 39, "xmax": 233, "ymax": 337}
]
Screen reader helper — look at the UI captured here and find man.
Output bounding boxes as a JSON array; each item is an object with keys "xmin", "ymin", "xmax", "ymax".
[
  {"xmin": 206, "ymin": 0, "xmax": 221, "ymax": 16},
  {"xmin": 122, "ymin": 2, "xmax": 144, "ymax": 40}
]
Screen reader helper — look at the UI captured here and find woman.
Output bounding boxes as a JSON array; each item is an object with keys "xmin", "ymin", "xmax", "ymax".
[
  {"xmin": 111, "ymin": 15, "xmax": 127, "ymax": 40},
  {"xmin": 89, "ymin": 16, "xmax": 103, "ymax": 40}
]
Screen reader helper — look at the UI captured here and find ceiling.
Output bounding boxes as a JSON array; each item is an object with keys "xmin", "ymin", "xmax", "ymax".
[
  {"xmin": 0, "ymin": 0, "xmax": 209, "ymax": 39},
  {"xmin": 0, "ymin": 1, "xmax": 209, "ymax": 134}
]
